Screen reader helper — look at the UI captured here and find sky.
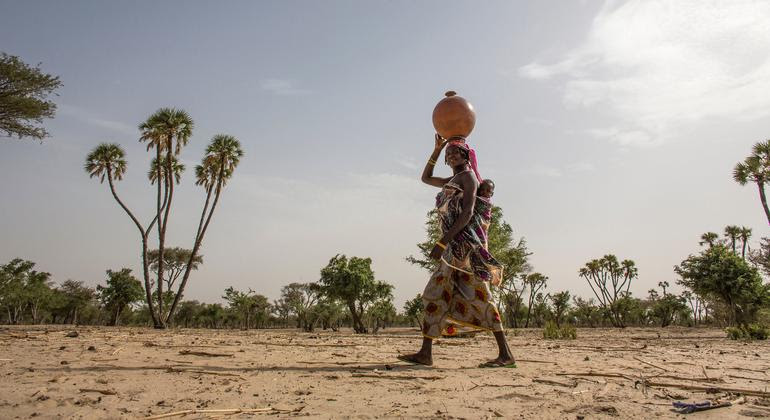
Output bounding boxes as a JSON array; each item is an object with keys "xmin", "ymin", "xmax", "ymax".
[{"xmin": 1, "ymin": 0, "xmax": 769, "ymax": 308}]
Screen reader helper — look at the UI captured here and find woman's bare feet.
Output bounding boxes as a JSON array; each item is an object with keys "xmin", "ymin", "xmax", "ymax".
[
  {"xmin": 397, "ymin": 352, "xmax": 433, "ymax": 366},
  {"xmin": 479, "ymin": 356, "xmax": 516, "ymax": 368}
]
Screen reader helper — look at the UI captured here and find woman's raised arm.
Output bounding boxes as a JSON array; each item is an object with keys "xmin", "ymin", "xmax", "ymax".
[{"xmin": 421, "ymin": 134, "xmax": 451, "ymax": 188}]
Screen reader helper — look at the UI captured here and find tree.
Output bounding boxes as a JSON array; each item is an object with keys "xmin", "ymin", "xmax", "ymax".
[
  {"xmin": 223, "ymin": 287, "xmax": 271, "ymax": 330},
  {"xmin": 0, "ymin": 259, "xmax": 52, "ymax": 324},
  {"xmin": 734, "ymin": 140, "xmax": 770, "ymax": 226},
  {"xmin": 97, "ymin": 269, "xmax": 143, "ymax": 326},
  {"xmin": 570, "ymin": 297, "xmax": 601, "ymax": 327},
  {"xmin": 166, "ymin": 134, "xmax": 244, "ymax": 324},
  {"xmin": 86, "ymin": 114, "xmax": 244, "ymax": 328},
  {"xmin": 0, "ymin": 52, "xmax": 62, "ymax": 140},
  {"xmin": 724, "ymin": 225, "xmax": 741, "ymax": 255},
  {"xmin": 147, "ymin": 247, "xmax": 202, "ymax": 317},
  {"xmin": 699, "ymin": 232, "xmax": 720, "ymax": 248},
  {"xmin": 548, "ymin": 291, "xmax": 571, "ymax": 327},
  {"xmin": 647, "ymin": 283, "xmax": 689, "ymax": 327},
  {"xmin": 749, "ymin": 237, "xmax": 770, "ymax": 278},
  {"xmin": 403, "ymin": 294, "xmax": 424, "ymax": 327},
  {"xmin": 523, "ymin": 273, "xmax": 547, "ymax": 328},
  {"xmin": 58, "ymin": 280, "xmax": 96, "ymax": 324},
  {"xmin": 676, "ymin": 245, "xmax": 770, "ymax": 326},
  {"xmin": 317, "ymin": 255, "xmax": 393, "ymax": 333},
  {"xmin": 739, "ymin": 227, "xmax": 752, "ymax": 260},
  {"xmin": 279, "ymin": 282, "xmax": 320, "ymax": 331},
  {"xmin": 579, "ymin": 255, "xmax": 637, "ymax": 327},
  {"xmin": 365, "ymin": 298, "xmax": 397, "ymax": 333}
]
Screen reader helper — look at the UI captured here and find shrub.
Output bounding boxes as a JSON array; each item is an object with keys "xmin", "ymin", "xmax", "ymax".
[
  {"xmin": 543, "ymin": 321, "xmax": 577, "ymax": 340},
  {"xmin": 726, "ymin": 324, "xmax": 769, "ymax": 340}
]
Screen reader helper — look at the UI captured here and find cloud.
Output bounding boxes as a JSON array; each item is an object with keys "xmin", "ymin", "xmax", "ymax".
[
  {"xmin": 519, "ymin": 0, "xmax": 770, "ymax": 145},
  {"xmin": 58, "ymin": 104, "xmax": 135, "ymax": 136},
  {"xmin": 259, "ymin": 78, "xmax": 312, "ymax": 96},
  {"xmin": 566, "ymin": 161, "xmax": 596, "ymax": 172},
  {"xmin": 525, "ymin": 164, "xmax": 563, "ymax": 178}
]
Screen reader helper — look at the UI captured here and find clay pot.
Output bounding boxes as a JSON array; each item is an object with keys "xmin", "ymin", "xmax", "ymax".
[{"xmin": 432, "ymin": 91, "xmax": 476, "ymax": 140}]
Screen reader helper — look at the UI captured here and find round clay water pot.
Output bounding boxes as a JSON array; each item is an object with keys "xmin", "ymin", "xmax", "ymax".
[{"xmin": 432, "ymin": 91, "xmax": 476, "ymax": 140}]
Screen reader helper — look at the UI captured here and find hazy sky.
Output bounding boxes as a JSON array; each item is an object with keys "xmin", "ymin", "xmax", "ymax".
[{"xmin": 2, "ymin": 0, "xmax": 769, "ymax": 308}]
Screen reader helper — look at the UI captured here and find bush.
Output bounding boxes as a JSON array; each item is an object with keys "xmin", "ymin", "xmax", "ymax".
[
  {"xmin": 543, "ymin": 321, "xmax": 577, "ymax": 340},
  {"xmin": 726, "ymin": 324, "xmax": 769, "ymax": 340}
]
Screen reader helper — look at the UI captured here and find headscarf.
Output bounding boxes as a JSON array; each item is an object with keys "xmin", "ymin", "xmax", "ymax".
[{"xmin": 447, "ymin": 136, "xmax": 482, "ymax": 183}]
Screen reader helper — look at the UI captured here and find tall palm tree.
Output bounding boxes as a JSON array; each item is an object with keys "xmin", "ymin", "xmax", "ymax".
[
  {"xmin": 85, "ymin": 143, "xmax": 158, "ymax": 323},
  {"xmin": 724, "ymin": 225, "xmax": 741, "ymax": 254},
  {"xmin": 148, "ymin": 156, "xmax": 185, "ymax": 185},
  {"xmin": 139, "ymin": 108, "xmax": 193, "ymax": 326},
  {"xmin": 699, "ymin": 232, "xmax": 719, "ymax": 248},
  {"xmin": 739, "ymin": 226, "xmax": 752, "ymax": 260},
  {"xmin": 734, "ymin": 140, "xmax": 770, "ymax": 226},
  {"xmin": 166, "ymin": 134, "xmax": 243, "ymax": 323}
]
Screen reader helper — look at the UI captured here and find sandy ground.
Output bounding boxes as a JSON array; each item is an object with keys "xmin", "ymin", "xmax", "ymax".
[{"xmin": 1, "ymin": 326, "xmax": 769, "ymax": 419}]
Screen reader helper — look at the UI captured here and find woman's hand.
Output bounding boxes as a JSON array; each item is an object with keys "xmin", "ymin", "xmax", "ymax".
[{"xmin": 434, "ymin": 133, "xmax": 448, "ymax": 151}]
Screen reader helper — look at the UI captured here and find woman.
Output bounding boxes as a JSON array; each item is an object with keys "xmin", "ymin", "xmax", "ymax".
[{"xmin": 398, "ymin": 134, "xmax": 515, "ymax": 367}]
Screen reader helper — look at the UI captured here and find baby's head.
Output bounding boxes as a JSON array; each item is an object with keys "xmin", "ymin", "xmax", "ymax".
[{"xmin": 479, "ymin": 179, "xmax": 495, "ymax": 198}]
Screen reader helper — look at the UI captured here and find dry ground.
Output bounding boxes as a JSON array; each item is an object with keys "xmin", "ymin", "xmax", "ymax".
[{"xmin": 1, "ymin": 325, "xmax": 769, "ymax": 419}]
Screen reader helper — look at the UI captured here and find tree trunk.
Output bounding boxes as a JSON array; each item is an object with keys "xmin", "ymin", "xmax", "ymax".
[
  {"xmin": 166, "ymin": 166, "xmax": 223, "ymax": 324},
  {"xmin": 758, "ymin": 182, "xmax": 770, "ymax": 226},
  {"xmin": 155, "ymin": 145, "xmax": 166, "ymax": 328}
]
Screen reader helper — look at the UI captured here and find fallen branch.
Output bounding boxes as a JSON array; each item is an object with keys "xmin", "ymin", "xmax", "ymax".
[
  {"xmin": 727, "ymin": 374, "xmax": 770, "ymax": 383},
  {"xmin": 517, "ymin": 359, "xmax": 558, "ymax": 365},
  {"xmin": 165, "ymin": 367, "xmax": 243, "ymax": 378},
  {"xmin": 557, "ymin": 371, "xmax": 722, "ymax": 384},
  {"xmin": 144, "ymin": 407, "xmax": 286, "ymax": 419},
  {"xmin": 79, "ymin": 388, "xmax": 117, "ymax": 395},
  {"xmin": 641, "ymin": 380, "xmax": 770, "ymax": 398},
  {"xmin": 251, "ymin": 341, "xmax": 358, "ymax": 348},
  {"xmin": 468, "ymin": 381, "xmax": 524, "ymax": 391},
  {"xmin": 178, "ymin": 350, "xmax": 234, "ymax": 357},
  {"xmin": 634, "ymin": 357, "xmax": 668, "ymax": 372},
  {"xmin": 351, "ymin": 373, "xmax": 442, "ymax": 381},
  {"xmin": 533, "ymin": 378, "xmax": 577, "ymax": 388}
]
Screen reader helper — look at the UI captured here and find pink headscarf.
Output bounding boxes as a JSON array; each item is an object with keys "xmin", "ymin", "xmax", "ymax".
[{"xmin": 447, "ymin": 137, "xmax": 482, "ymax": 183}]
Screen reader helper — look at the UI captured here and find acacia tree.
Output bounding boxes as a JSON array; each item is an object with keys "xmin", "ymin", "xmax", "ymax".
[
  {"xmin": 317, "ymin": 255, "xmax": 393, "ymax": 333},
  {"xmin": 97, "ymin": 268, "xmax": 143, "ymax": 326},
  {"xmin": 734, "ymin": 140, "xmax": 770, "ymax": 226},
  {"xmin": 0, "ymin": 52, "xmax": 62, "ymax": 140},
  {"xmin": 548, "ymin": 291, "xmax": 571, "ymax": 327},
  {"xmin": 579, "ymin": 255, "xmax": 637, "ymax": 327},
  {"xmin": 403, "ymin": 294, "xmax": 423, "ymax": 327},
  {"xmin": 279, "ymin": 282, "xmax": 320, "ymax": 331},
  {"xmin": 55, "ymin": 280, "xmax": 96, "ymax": 324},
  {"xmin": 86, "ymin": 113, "xmax": 243, "ymax": 328},
  {"xmin": 523, "ymin": 272, "xmax": 547, "ymax": 327},
  {"xmin": 147, "ymin": 247, "xmax": 202, "ymax": 318},
  {"xmin": 223, "ymin": 287, "xmax": 270, "ymax": 329},
  {"xmin": 676, "ymin": 245, "xmax": 769, "ymax": 326}
]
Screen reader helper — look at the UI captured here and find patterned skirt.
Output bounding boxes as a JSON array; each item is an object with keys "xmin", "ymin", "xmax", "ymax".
[{"xmin": 421, "ymin": 258, "xmax": 503, "ymax": 339}]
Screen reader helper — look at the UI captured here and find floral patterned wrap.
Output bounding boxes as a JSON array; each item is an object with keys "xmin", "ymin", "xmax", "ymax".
[{"xmin": 421, "ymin": 179, "xmax": 504, "ymax": 339}]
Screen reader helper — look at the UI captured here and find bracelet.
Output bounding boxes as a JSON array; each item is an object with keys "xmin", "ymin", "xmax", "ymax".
[
  {"xmin": 436, "ymin": 241, "xmax": 447, "ymax": 249},
  {"xmin": 428, "ymin": 158, "xmax": 437, "ymax": 165}
]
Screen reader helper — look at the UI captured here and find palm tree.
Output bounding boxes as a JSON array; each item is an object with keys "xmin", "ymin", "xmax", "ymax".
[
  {"xmin": 166, "ymin": 134, "xmax": 243, "ymax": 323},
  {"xmin": 699, "ymin": 232, "xmax": 719, "ymax": 248},
  {"xmin": 724, "ymin": 225, "xmax": 741, "ymax": 254},
  {"xmin": 148, "ymin": 156, "xmax": 185, "ymax": 185},
  {"xmin": 739, "ymin": 226, "xmax": 752, "ymax": 259},
  {"xmin": 139, "ymin": 108, "xmax": 193, "ymax": 326},
  {"xmin": 85, "ymin": 144, "xmax": 158, "ymax": 323},
  {"xmin": 734, "ymin": 140, "xmax": 770, "ymax": 226}
]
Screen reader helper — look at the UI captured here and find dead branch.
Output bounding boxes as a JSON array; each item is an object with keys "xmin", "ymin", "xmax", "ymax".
[
  {"xmin": 251, "ymin": 341, "xmax": 359, "ymax": 348},
  {"xmin": 727, "ymin": 374, "xmax": 770, "ymax": 383},
  {"xmin": 178, "ymin": 350, "xmax": 234, "ymax": 357},
  {"xmin": 517, "ymin": 359, "xmax": 558, "ymax": 365},
  {"xmin": 165, "ymin": 367, "xmax": 243, "ymax": 378},
  {"xmin": 533, "ymin": 378, "xmax": 577, "ymax": 388},
  {"xmin": 351, "ymin": 373, "xmax": 442, "ymax": 381},
  {"xmin": 468, "ymin": 381, "xmax": 525, "ymax": 390},
  {"xmin": 641, "ymin": 380, "xmax": 770, "ymax": 398},
  {"xmin": 143, "ymin": 407, "xmax": 290, "ymax": 419},
  {"xmin": 634, "ymin": 357, "xmax": 668, "ymax": 371},
  {"xmin": 79, "ymin": 388, "xmax": 117, "ymax": 395}
]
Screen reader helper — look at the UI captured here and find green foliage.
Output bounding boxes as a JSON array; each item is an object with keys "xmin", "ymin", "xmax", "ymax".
[
  {"xmin": 279, "ymin": 282, "xmax": 320, "ymax": 331},
  {"xmin": 726, "ymin": 324, "xmax": 769, "ymax": 341},
  {"xmin": 548, "ymin": 291, "xmax": 571, "ymax": 327},
  {"xmin": 676, "ymin": 245, "xmax": 770, "ymax": 326},
  {"xmin": 0, "ymin": 258, "xmax": 54, "ymax": 324},
  {"xmin": 0, "ymin": 52, "xmax": 62, "ymax": 140},
  {"xmin": 733, "ymin": 140, "xmax": 770, "ymax": 225},
  {"xmin": 543, "ymin": 320, "xmax": 577, "ymax": 340},
  {"xmin": 365, "ymin": 298, "xmax": 397, "ymax": 333},
  {"xmin": 403, "ymin": 294, "xmax": 423, "ymax": 327},
  {"xmin": 317, "ymin": 255, "xmax": 393, "ymax": 333},
  {"xmin": 222, "ymin": 286, "xmax": 271, "ymax": 329},
  {"xmin": 96, "ymin": 269, "xmax": 144, "ymax": 326},
  {"xmin": 579, "ymin": 255, "xmax": 638, "ymax": 327},
  {"xmin": 647, "ymin": 284, "xmax": 690, "ymax": 327}
]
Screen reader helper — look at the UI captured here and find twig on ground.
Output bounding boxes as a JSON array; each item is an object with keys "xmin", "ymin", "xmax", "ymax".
[
  {"xmin": 178, "ymin": 350, "xmax": 234, "ymax": 357},
  {"xmin": 143, "ymin": 407, "xmax": 288, "ymax": 419},
  {"xmin": 79, "ymin": 388, "xmax": 117, "ymax": 395},
  {"xmin": 728, "ymin": 374, "xmax": 770, "ymax": 383},
  {"xmin": 251, "ymin": 341, "xmax": 358, "ymax": 348},
  {"xmin": 517, "ymin": 359, "xmax": 558, "ymax": 365},
  {"xmin": 634, "ymin": 357, "xmax": 669, "ymax": 372},
  {"xmin": 641, "ymin": 380, "xmax": 770, "ymax": 398},
  {"xmin": 165, "ymin": 367, "xmax": 243, "ymax": 378},
  {"xmin": 533, "ymin": 378, "xmax": 577, "ymax": 388},
  {"xmin": 468, "ymin": 381, "xmax": 524, "ymax": 390},
  {"xmin": 351, "ymin": 373, "xmax": 442, "ymax": 381}
]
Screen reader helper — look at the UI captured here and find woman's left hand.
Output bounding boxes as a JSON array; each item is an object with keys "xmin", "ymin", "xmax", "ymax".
[{"xmin": 429, "ymin": 244, "xmax": 444, "ymax": 260}]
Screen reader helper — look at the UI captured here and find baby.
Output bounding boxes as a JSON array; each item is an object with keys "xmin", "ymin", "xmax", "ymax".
[{"xmin": 477, "ymin": 179, "xmax": 495, "ymax": 249}]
